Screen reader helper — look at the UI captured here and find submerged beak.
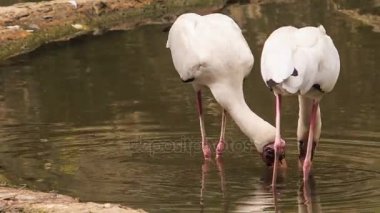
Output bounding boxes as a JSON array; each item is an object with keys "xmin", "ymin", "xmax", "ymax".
[{"xmin": 261, "ymin": 142, "xmax": 286, "ymax": 167}]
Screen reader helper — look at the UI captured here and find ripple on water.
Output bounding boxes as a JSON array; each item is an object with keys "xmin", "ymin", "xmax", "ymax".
[
  {"xmin": 295, "ymin": 137, "xmax": 380, "ymax": 211},
  {"xmin": 0, "ymin": 124, "xmax": 379, "ymax": 212},
  {"xmin": 229, "ymin": 135, "xmax": 380, "ymax": 212}
]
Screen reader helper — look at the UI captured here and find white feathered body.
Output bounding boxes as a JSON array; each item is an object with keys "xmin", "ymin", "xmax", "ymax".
[
  {"xmin": 166, "ymin": 13, "xmax": 253, "ymax": 90},
  {"xmin": 261, "ymin": 26, "xmax": 340, "ymax": 99},
  {"xmin": 166, "ymin": 13, "xmax": 277, "ymax": 152}
]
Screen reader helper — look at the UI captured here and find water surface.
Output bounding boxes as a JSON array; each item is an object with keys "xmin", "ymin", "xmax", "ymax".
[
  {"xmin": 0, "ymin": 0, "xmax": 45, "ymax": 6},
  {"xmin": 0, "ymin": 0, "xmax": 379, "ymax": 212}
]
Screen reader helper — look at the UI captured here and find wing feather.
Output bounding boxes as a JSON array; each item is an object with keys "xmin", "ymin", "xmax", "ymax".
[
  {"xmin": 166, "ymin": 13, "xmax": 204, "ymax": 82},
  {"xmin": 166, "ymin": 13, "xmax": 254, "ymax": 83},
  {"xmin": 261, "ymin": 26, "xmax": 297, "ymax": 85},
  {"xmin": 261, "ymin": 25, "xmax": 339, "ymax": 95}
]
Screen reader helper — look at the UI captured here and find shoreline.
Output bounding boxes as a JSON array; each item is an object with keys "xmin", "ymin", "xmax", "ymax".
[{"xmin": 0, "ymin": 0, "xmax": 225, "ymax": 61}]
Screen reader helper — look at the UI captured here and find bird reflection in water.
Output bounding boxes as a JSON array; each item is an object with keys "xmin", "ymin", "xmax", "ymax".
[
  {"xmin": 200, "ymin": 158, "xmax": 290, "ymax": 212},
  {"xmin": 200, "ymin": 158, "xmax": 228, "ymax": 213},
  {"xmin": 230, "ymin": 166, "xmax": 286, "ymax": 212},
  {"xmin": 298, "ymin": 175, "xmax": 322, "ymax": 213},
  {"xmin": 198, "ymin": 156, "xmax": 321, "ymax": 212},
  {"xmin": 268, "ymin": 166, "xmax": 286, "ymax": 212}
]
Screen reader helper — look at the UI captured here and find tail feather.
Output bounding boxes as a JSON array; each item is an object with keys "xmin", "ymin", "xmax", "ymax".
[{"xmin": 318, "ymin": 25, "xmax": 326, "ymax": 34}]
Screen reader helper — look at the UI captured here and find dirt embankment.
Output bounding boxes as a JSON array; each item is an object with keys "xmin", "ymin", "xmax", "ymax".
[
  {"xmin": 0, "ymin": 186, "xmax": 146, "ymax": 212},
  {"xmin": 0, "ymin": 0, "xmax": 225, "ymax": 61}
]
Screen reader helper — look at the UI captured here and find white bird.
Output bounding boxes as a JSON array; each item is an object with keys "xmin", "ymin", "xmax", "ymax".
[
  {"xmin": 260, "ymin": 25, "xmax": 340, "ymax": 183},
  {"xmin": 166, "ymin": 13, "xmax": 285, "ymax": 163}
]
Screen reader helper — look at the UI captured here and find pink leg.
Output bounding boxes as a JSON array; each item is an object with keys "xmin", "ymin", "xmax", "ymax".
[
  {"xmin": 216, "ymin": 109, "xmax": 227, "ymax": 158},
  {"xmin": 303, "ymin": 101, "xmax": 319, "ymax": 182},
  {"xmin": 272, "ymin": 94, "xmax": 285, "ymax": 188},
  {"xmin": 196, "ymin": 91, "xmax": 211, "ymax": 160}
]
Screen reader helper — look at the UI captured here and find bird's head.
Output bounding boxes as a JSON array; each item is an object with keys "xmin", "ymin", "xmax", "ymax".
[{"xmin": 260, "ymin": 139, "xmax": 286, "ymax": 167}]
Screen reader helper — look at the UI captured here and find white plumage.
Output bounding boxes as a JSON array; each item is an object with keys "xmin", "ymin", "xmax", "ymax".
[
  {"xmin": 167, "ymin": 13, "xmax": 253, "ymax": 85},
  {"xmin": 167, "ymin": 13, "xmax": 282, "ymax": 160},
  {"xmin": 261, "ymin": 25, "xmax": 340, "ymax": 96},
  {"xmin": 261, "ymin": 25, "xmax": 340, "ymax": 183}
]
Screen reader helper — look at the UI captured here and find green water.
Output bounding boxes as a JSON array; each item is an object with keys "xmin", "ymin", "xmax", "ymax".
[{"xmin": 0, "ymin": 0, "xmax": 379, "ymax": 212}]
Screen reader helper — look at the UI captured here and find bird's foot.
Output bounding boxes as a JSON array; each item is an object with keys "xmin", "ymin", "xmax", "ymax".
[
  {"xmin": 261, "ymin": 142, "xmax": 286, "ymax": 167},
  {"xmin": 202, "ymin": 143, "xmax": 212, "ymax": 160},
  {"xmin": 216, "ymin": 140, "xmax": 225, "ymax": 159}
]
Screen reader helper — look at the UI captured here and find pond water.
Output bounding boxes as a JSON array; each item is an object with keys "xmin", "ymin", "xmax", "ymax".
[
  {"xmin": 0, "ymin": 0, "xmax": 379, "ymax": 212},
  {"xmin": 0, "ymin": 0, "xmax": 45, "ymax": 6}
]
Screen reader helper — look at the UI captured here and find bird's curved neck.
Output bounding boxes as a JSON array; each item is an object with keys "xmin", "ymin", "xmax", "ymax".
[{"xmin": 209, "ymin": 83, "xmax": 275, "ymax": 152}]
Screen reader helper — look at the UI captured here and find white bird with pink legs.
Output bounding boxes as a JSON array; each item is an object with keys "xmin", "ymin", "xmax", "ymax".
[
  {"xmin": 166, "ymin": 13, "xmax": 285, "ymax": 164},
  {"xmin": 261, "ymin": 25, "xmax": 340, "ymax": 183}
]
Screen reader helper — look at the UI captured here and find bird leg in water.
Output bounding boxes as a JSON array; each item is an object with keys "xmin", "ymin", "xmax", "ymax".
[
  {"xmin": 196, "ymin": 91, "xmax": 212, "ymax": 159},
  {"xmin": 298, "ymin": 140, "xmax": 317, "ymax": 168},
  {"xmin": 303, "ymin": 100, "xmax": 319, "ymax": 181},
  {"xmin": 216, "ymin": 109, "xmax": 227, "ymax": 158},
  {"xmin": 272, "ymin": 94, "xmax": 285, "ymax": 187}
]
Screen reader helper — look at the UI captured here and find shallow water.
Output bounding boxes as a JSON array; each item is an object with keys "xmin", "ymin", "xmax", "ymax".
[{"xmin": 0, "ymin": 0, "xmax": 379, "ymax": 212}]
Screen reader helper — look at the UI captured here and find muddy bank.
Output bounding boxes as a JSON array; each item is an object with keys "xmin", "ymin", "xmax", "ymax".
[
  {"xmin": 0, "ymin": 186, "xmax": 146, "ymax": 212},
  {"xmin": 330, "ymin": 0, "xmax": 380, "ymax": 32},
  {"xmin": 0, "ymin": 0, "xmax": 225, "ymax": 61},
  {"xmin": 2, "ymin": 0, "xmax": 377, "ymax": 62}
]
